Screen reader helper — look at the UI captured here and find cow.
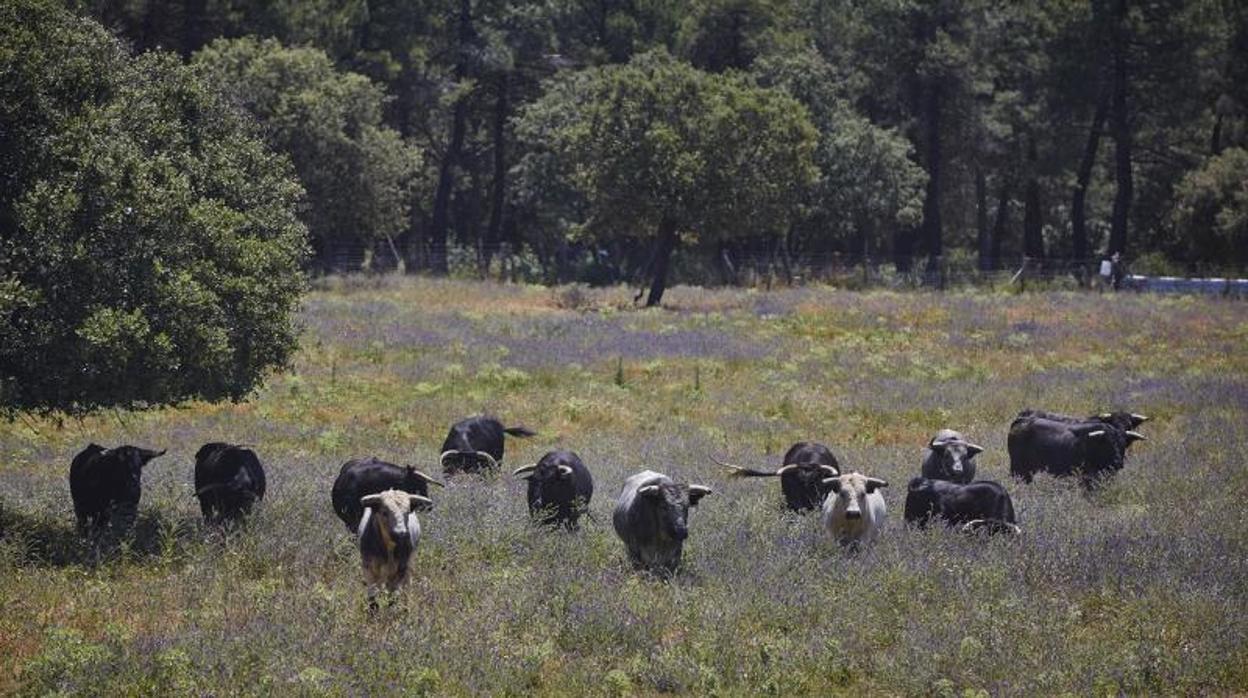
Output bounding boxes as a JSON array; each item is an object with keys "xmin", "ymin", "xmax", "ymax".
[
  {"xmin": 511, "ymin": 450, "xmax": 594, "ymax": 529},
  {"xmin": 68, "ymin": 444, "xmax": 166, "ymax": 534},
  {"xmin": 904, "ymin": 477, "xmax": 1020, "ymax": 535},
  {"xmin": 1015, "ymin": 409, "xmax": 1149, "ymax": 433},
  {"xmin": 716, "ymin": 441, "xmax": 840, "ymax": 511},
  {"xmin": 921, "ymin": 430, "xmax": 983, "ymax": 484},
  {"xmin": 439, "ymin": 415, "xmax": 537, "ymax": 475},
  {"xmin": 612, "ymin": 470, "xmax": 712, "ymax": 575},
  {"xmin": 1008, "ymin": 415, "xmax": 1145, "ymax": 487},
  {"xmin": 820, "ymin": 472, "xmax": 888, "ymax": 549},
  {"xmin": 357, "ymin": 489, "xmax": 431, "ymax": 611},
  {"xmin": 332, "ymin": 457, "xmax": 444, "ymax": 532},
  {"xmin": 193, "ymin": 443, "xmax": 266, "ymax": 525}
]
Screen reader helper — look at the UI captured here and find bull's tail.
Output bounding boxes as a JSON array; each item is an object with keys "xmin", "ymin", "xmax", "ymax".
[
  {"xmin": 504, "ymin": 426, "xmax": 537, "ymax": 438},
  {"xmin": 708, "ymin": 454, "xmax": 779, "ymax": 478}
]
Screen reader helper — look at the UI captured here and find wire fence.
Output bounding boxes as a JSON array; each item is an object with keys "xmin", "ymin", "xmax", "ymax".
[{"xmin": 313, "ymin": 240, "xmax": 1248, "ymax": 298}]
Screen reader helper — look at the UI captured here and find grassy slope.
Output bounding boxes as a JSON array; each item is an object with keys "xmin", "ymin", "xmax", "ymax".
[{"xmin": 1, "ymin": 277, "xmax": 1246, "ymax": 696}]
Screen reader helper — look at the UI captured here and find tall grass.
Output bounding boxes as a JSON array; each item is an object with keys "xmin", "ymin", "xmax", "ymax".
[{"xmin": 1, "ymin": 278, "xmax": 1245, "ymax": 695}]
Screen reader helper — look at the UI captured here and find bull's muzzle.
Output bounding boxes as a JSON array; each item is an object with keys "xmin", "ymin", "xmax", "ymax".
[{"xmin": 845, "ymin": 510, "xmax": 862, "ymax": 520}]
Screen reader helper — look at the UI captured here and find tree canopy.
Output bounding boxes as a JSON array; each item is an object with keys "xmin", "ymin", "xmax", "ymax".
[
  {"xmin": 514, "ymin": 50, "xmax": 817, "ymax": 304},
  {"xmin": 0, "ymin": 0, "xmax": 308, "ymax": 416}
]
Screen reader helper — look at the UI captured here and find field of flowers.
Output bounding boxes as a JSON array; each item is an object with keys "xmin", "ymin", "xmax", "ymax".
[{"xmin": 2, "ymin": 276, "xmax": 1246, "ymax": 695}]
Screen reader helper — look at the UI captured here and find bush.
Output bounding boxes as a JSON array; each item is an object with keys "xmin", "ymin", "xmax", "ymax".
[{"xmin": 0, "ymin": 0, "xmax": 308, "ymax": 415}]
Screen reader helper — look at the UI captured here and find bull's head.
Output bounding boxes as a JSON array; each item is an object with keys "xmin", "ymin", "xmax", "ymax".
[
  {"xmin": 360, "ymin": 489, "xmax": 432, "ymax": 543},
  {"xmin": 823, "ymin": 473, "xmax": 887, "ymax": 520},
  {"xmin": 638, "ymin": 481, "xmax": 712, "ymax": 541},
  {"xmin": 927, "ymin": 432, "xmax": 983, "ymax": 480},
  {"xmin": 113, "ymin": 445, "xmax": 166, "ymax": 478}
]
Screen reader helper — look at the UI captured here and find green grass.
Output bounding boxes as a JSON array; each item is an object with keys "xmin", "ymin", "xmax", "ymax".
[{"xmin": 2, "ymin": 277, "xmax": 1246, "ymax": 695}]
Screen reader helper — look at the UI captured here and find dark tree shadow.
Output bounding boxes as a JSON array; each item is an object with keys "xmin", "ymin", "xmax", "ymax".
[{"xmin": 0, "ymin": 507, "xmax": 201, "ymax": 568}]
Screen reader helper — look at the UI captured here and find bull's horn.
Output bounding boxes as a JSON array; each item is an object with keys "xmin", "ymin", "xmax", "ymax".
[
  {"xmin": 774, "ymin": 464, "xmax": 799, "ymax": 476},
  {"xmin": 1130, "ymin": 413, "xmax": 1149, "ymax": 423},
  {"xmin": 360, "ymin": 493, "xmax": 384, "ymax": 506},
  {"xmin": 557, "ymin": 465, "xmax": 574, "ymax": 477},
  {"xmin": 438, "ymin": 450, "xmax": 458, "ymax": 467},
  {"xmin": 638, "ymin": 484, "xmax": 661, "ymax": 497},
  {"xmin": 1124, "ymin": 430, "xmax": 1146, "ymax": 441},
  {"xmin": 928, "ymin": 438, "xmax": 945, "ymax": 449},
  {"xmin": 688, "ymin": 485, "xmax": 713, "ymax": 500},
  {"xmin": 409, "ymin": 468, "xmax": 445, "ymax": 487},
  {"xmin": 966, "ymin": 443, "xmax": 984, "ymax": 455},
  {"xmin": 819, "ymin": 464, "xmax": 840, "ymax": 475},
  {"xmin": 512, "ymin": 463, "xmax": 537, "ymax": 478},
  {"xmin": 474, "ymin": 451, "xmax": 499, "ymax": 469},
  {"xmin": 1087, "ymin": 430, "xmax": 1106, "ymax": 438},
  {"xmin": 407, "ymin": 494, "xmax": 433, "ymax": 508},
  {"xmin": 1099, "ymin": 412, "xmax": 1114, "ymax": 419},
  {"xmin": 866, "ymin": 477, "xmax": 889, "ymax": 489}
]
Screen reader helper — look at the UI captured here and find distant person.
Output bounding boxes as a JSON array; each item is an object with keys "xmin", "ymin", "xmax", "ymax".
[
  {"xmin": 1099, "ymin": 254, "xmax": 1113, "ymax": 290},
  {"xmin": 1110, "ymin": 252, "xmax": 1125, "ymax": 290}
]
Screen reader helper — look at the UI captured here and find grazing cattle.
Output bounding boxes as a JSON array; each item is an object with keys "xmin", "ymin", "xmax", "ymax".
[
  {"xmin": 904, "ymin": 477, "xmax": 1020, "ymax": 535},
  {"xmin": 718, "ymin": 441, "xmax": 840, "ymax": 511},
  {"xmin": 921, "ymin": 430, "xmax": 983, "ymax": 484},
  {"xmin": 358, "ymin": 489, "xmax": 431, "ymax": 611},
  {"xmin": 612, "ymin": 470, "xmax": 712, "ymax": 574},
  {"xmin": 194, "ymin": 443, "xmax": 266, "ymax": 524},
  {"xmin": 820, "ymin": 472, "xmax": 888, "ymax": 549},
  {"xmin": 332, "ymin": 457, "xmax": 444, "ymax": 532},
  {"xmin": 512, "ymin": 450, "xmax": 594, "ymax": 529},
  {"xmin": 1016, "ymin": 409, "xmax": 1149, "ymax": 432},
  {"xmin": 1008, "ymin": 415, "xmax": 1145, "ymax": 487},
  {"xmin": 439, "ymin": 415, "xmax": 537, "ymax": 475},
  {"xmin": 68, "ymin": 444, "xmax": 166, "ymax": 533}
]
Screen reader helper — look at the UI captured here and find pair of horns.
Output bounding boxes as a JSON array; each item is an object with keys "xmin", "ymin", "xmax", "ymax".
[
  {"xmin": 822, "ymin": 476, "xmax": 889, "ymax": 489},
  {"xmin": 511, "ymin": 463, "xmax": 574, "ymax": 478},
  {"xmin": 639, "ymin": 484, "xmax": 713, "ymax": 498},
  {"xmin": 360, "ymin": 492, "xmax": 432, "ymax": 508},
  {"xmin": 1087, "ymin": 430, "xmax": 1146, "ymax": 441},
  {"xmin": 929, "ymin": 438, "xmax": 984, "ymax": 455},
  {"xmin": 775, "ymin": 463, "xmax": 840, "ymax": 477},
  {"xmin": 439, "ymin": 450, "xmax": 499, "ymax": 469}
]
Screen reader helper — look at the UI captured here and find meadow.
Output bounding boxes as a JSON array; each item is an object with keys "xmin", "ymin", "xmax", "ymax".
[{"xmin": 1, "ymin": 276, "xmax": 1246, "ymax": 696}]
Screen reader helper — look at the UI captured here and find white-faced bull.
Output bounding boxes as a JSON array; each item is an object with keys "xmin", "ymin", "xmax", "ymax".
[
  {"xmin": 69, "ymin": 444, "xmax": 166, "ymax": 534},
  {"xmin": 1008, "ymin": 413, "xmax": 1145, "ymax": 487},
  {"xmin": 612, "ymin": 470, "xmax": 712, "ymax": 575},
  {"xmin": 358, "ymin": 489, "xmax": 431, "ymax": 611},
  {"xmin": 512, "ymin": 450, "xmax": 594, "ymax": 529},
  {"xmin": 921, "ymin": 430, "xmax": 984, "ymax": 484},
  {"xmin": 904, "ymin": 477, "xmax": 1020, "ymax": 535},
  {"xmin": 716, "ymin": 441, "xmax": 840, "ymax": 511},
  {"xmin": 820, "ymin": 472, "xmax": 888, "ymax": 549},
  {"xmin": 193, "ymin": 443, "xmax": 267, "ymax": 525},
  {"xmin": 332, "ymin": 457, "xmax": 444, "ymax": 532},
  {"xmin": 439, "ymin": 415, "xmax": 536, "ymax": 475}
]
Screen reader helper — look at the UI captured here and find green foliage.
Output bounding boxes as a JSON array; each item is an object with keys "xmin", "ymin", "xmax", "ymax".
[
  {"xmin": 514, "ymin": 49, "xmax": 817, "ymax": 246},
  {"xmin": 192, "ymin": 37, "xmax": 424, "ymax": 263},
  {"xmin": 1172, "ymin": 147, "xmax": 1248, "ymax": 264},
  {"xmin": 0, "ymin": 0, "xmax": 308, "ymax": 416}
]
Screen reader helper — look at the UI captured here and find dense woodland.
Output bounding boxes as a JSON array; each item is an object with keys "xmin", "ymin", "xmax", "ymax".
[{"xmin": 4, "ymin": 0, "xmax": 1248, "ymax": 314}]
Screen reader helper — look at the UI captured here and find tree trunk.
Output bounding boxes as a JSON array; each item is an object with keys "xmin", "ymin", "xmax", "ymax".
[
  {"xmin": 1073, "ymin": 92, "xmax": 1109, "ymax": 263},
  {"xmin": 645, "ymin": 219, "xmax": 679, "ymax": 307},
  {"xmin": 976, "ymin": 169, "xmax": 991, "ymax": 271},
  {"xmin": 990, "ymin": 183, "xmax": 1011, "ymax": 270},
  {"xmin": 483, "ymin": 72, "xmax": 509, "ymax": 275},
  {"xmin": 428, "ymin": 0, "xmax": 474, "ymax": 274},
  {"xmin": 922, "ymin": 82, "xmax": 943, "ymax": 273},
  {"xmin": 1023, "ymin": 136, "xmax": 1045, "ymax": 264},
  {"xmin": 1108, "ymin": 0, "xmax": 1132, "ymax": 256},
  {"xmin": 182, "ymin": 0, "xmax": 206, "ymax": 58}
]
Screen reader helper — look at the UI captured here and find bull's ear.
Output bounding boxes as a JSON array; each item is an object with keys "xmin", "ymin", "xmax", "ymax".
[
  {"xmin": 687, "ymin": 485, "xmax": 712, "ymax": 505},
  {"xmin": 638, "ymin": 484, "xmax": 662, "ymax": 498},
  {"xmin": 865, "ymin": 477, "xmax": 888, "ymax": 493},
  {"xmin": 822, "ymin": 477, "xmax": 842, "ymax": 492},
  {"xmin": 360, "ymin": 494, "xmax": 383, "ymax": 507}
]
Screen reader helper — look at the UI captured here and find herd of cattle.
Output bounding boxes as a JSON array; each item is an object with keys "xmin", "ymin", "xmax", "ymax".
[{"xmin": 59, "ymin": 410, "xmax": 1147, "ymax": 607}]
